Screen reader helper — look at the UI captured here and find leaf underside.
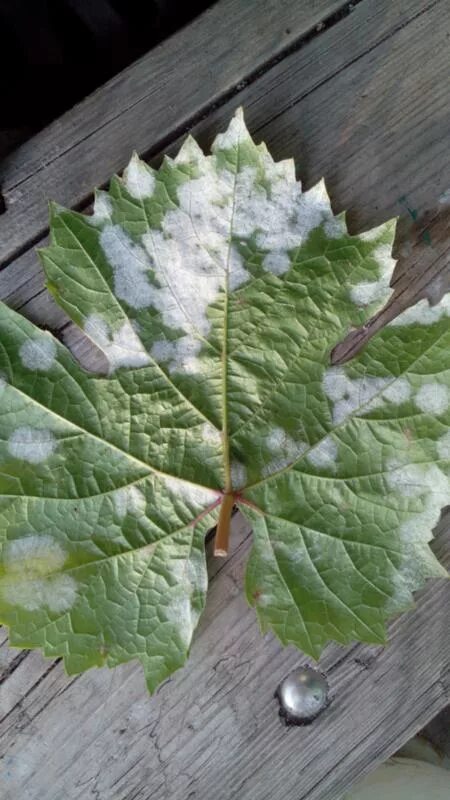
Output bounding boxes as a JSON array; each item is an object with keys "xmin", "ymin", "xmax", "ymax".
[{"xmin": 0, "ymin": 109, "xmax": 448, "ymax": 692}]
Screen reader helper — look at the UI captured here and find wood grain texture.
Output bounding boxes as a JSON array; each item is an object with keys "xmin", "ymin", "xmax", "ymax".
[
  {"xmin": 0, "ymin": 0, "xmax": 349, "ymax": 265},
  {"xmin": 0, "ymin": 0, "xmax": 449, "ymax": 798}
]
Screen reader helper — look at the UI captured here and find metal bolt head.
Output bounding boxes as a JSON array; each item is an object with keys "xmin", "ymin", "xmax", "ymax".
[{"xmin": 275, "ymin": 666, "xmax": 329, "ymax": 725}]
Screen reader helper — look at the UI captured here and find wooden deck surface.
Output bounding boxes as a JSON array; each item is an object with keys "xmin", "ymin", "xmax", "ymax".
[{"xmin": 1, "ymin": 1, "xmax": 449, "ymax": 798}]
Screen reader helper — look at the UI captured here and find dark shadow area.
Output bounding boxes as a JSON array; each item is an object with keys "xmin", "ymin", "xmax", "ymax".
[{"xmin": 0, "ymin": 0, "xmax": 216, "ymax": 159}]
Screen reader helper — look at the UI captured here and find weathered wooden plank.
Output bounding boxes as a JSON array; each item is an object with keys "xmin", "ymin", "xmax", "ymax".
[
  {"xmin": 0, "ymin": 0, "xmax": 350, "ymax": 265},
  {"xmin": 0, "ymin": 0, "xmax": 448, "ymax": 366},
  {"xmin": 0, "ymin": 513, "xmax": 448, "ymax": 800}
]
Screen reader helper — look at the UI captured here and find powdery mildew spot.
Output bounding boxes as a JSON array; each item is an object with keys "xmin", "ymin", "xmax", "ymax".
[
  {"xmin": 84, "ymin": 315, "xmax": 150, "ymax": 372},
  {"xmin": 97, "ymin": 111, "xmax": 348, "ymax": 377},
  {"xmin": 350, "ymin": 243, "xmax": 395, "ymax": 307},
  {"xmin": 100, "ymin": 225, "xmax": 154, "ymax": 309},
  {"xmin": 307, "ymin": 436, "xmax": 338, "ymax": 469},
  {"xmin": 113, "ymin": 485, "xmax": 146, "ymax": 519},
  {"xmin": 19, "ymin": 336, "xmax": 57, "ymax": 371},
  {"xmin": 322, "ymin": 367, "xmax": 389, "ymax": 424},
  {"xmin": 90, "ymin": 191, "xmax": 113, "ymax": 225},
  {"xmin": 0, "ymin": 376, "xmax": 7, "ymax": 393},
  {"xmin": 162, "ymin": 475, "xmax": 219, "ymax": 509},
  {"xmin": 0, "ymin": 535, "xmax": 77, "ymax": 613},
  {"xmin": 159, "ymin": 548, "xmax": 206, "ymax": 647},
  {"xmin": 141, "ymin": 162, "xmax": 247, "ymax": 351},
  {"xmin": 175, "ymin": 135, "xmax": 206, "ymax": 167},
  {"xmin": 415, "ymin": 383, "xmax": 449, "ymax": 416},
  {"xmin": 358, "ymin": 223, "xmax": 391, "ymax": 241},
  {"xmin": 230, "ymin": 174, "xmax": 341, "ymax": 278},
  {"xmin": 200, "ymin": 422, "xmax": 222, "ymax": 448},
  {"xmin": 387, "ymin": 460, "xmax": 450, "ymax": 546},
  {"xmin": 123, "ymin": 153, "xmax": 155, "ymax": 200},
  {"xmin": 262, "ymin": 427, "xmax": 307, "ymax": 476},
  {"xmin": 231, "ymin": 460, "xmax": 247, "ymax": 489},
  {"xmin": 437, "ymin": 431, "xmax": 450, "ymax": 460},
  {"xmin": 382, "ymin": 378, "xmax": 412, "ymax": 404},
  {"xmin": 386, "ymin": 459, "xmax": 428, "ymax": 498},
  {"xmin": 212, "ymin": 107, "xmax": 252, "ymax": 150},
  {"xmin": 151, "ymin": 336, "xmax": 203, "ymax": 375},
  {"xmin": 8, "ymin": 427, "xmax": 57, "ymax": 464},
  {"xmin": 390, "ymin": 295, "xmax": 450, "ymax": 326}
]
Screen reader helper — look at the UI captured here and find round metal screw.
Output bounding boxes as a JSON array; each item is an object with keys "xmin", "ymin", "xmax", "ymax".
[{"xmin": 275, "ymin": 666, "xmax": 329, "ymax": 725}]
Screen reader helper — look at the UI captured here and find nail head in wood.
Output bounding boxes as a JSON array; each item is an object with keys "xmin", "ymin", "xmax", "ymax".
[{"xmin": 275, "ymin": 666, "xmax": 329, "ymax": 725}]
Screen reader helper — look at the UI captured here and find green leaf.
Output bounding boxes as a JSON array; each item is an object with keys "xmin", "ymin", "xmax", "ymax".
[{"xmin": 0, "ymin": 109, "xmax": 447, "ymax": 691}]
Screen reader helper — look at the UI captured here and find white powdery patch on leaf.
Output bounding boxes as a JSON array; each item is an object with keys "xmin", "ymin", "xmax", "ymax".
[
  {"xmin": 437, "ymin": 431, "xmax": 450, "ymax": 460},
  {"xmin": 231, "ymin": 460, "xmax": 247, "ymax": 489},
  {"xmin": 95, "ymin": 111, "xmax": 348, "ymax": 378},
  {"xmin": 350, "ymin": 243, "xmax": 396, "ymax": 308},
  {"xmin": 141, "ymin": 161, "xmax": 247, "ymax": 341},
  {"xmin": 0, "ymin": 535, "xmax": 77, "ymax": 613},
  {"xmin": 113, "ymin": 485, "xmax": 147, "ymax": 519},
  {"xmin": 414, "ymin": 382, "xmax": 449, "ymax": 416},
  {"xmin": 262, "ymin": 427, "xmax": 307, "ymax": 476},
  {"xmin": 212, "ymin": 107, "xmax": 252, "ymax": 151},
  {"xmin": 174, "ymin": 135, "xmax": 206, "ymax": 167},
  {"xmin": 231, "ymin": 172, "xmax": 343, "ymax": 278},
  {"xmin": 382, "ymin": 378, "xmax": 412, "ymax": 404},
  {"xmin": 84, "ymin": 315, "xmax": 150, "ymax": 372},
  {"xmin": 19, "ymin": 336, "xmax": 57, "ymax": 371},
  {"xmin": 122, "ymin": 153, "xmax": 155, "ymax": 200},
  {"xmin": 386, "ymin": 460, "xmax": 450, "ymax": 563},
  {"xmin": 162, "ymin": 475, "xmax": 219, "ymax": 510},
  {"xmin": 8, "ymin": 427, "xmax": 57, "ymax": 464},
  {"xmin": 307, "ymin": 435, "xmax": 338, "ymax": 470},
  {"xmin": 199, "ymin": 421, "xmax": 222, "ymax": 448},
  {"xmin": 100, "ymin": 225, "xmax": 155, "ymax": 310},
  {"xmin": 89, "ymin": 191, "xmax": 113, "ymax": 225},
  {"xmin": 323, "ymin": 366, "xmax": 389, "ymax": 424},
  {"xmin": 390, "ymin": 294, "xmax": 450, "ymax": 326},
  {"xmin": 151, "ymin": 336, "xmax": 203, "ymax": 375}
]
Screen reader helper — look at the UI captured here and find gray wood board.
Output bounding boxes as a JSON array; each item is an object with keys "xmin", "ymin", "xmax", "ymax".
[
  {"xmin": 1, "ymin": 0, "xmax": 450, "ymax": 797},
  {"xmin": 0, "ymin": 513, "xmax": 448, "ymax": 800},
  {"xmin": 0, "ymin": 0, "xmax": 349, "ymax": 265}
]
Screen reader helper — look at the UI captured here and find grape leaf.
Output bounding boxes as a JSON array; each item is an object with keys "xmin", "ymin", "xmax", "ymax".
[{"xmin": 0, "ymin": 109, "xmax": 448, "ymax": 692}]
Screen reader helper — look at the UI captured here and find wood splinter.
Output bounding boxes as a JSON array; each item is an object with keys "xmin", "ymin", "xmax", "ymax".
[{"xmin": 214, "ymin": 492, "xmax": 235, "ymax": 557}]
